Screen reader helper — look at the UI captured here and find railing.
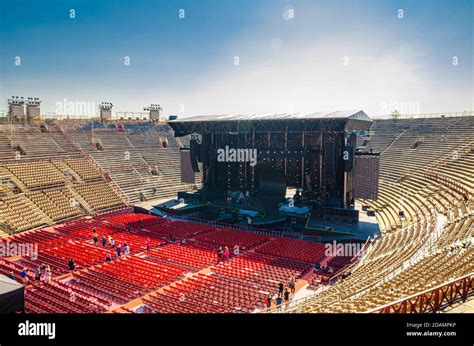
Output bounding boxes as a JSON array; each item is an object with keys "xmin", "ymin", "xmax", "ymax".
[
  {"xmin": 131, "ymin": 165, "xmax": 145, "ymax": 183},
  {"xmin": 425, "ymin": 172, "xmax": 470, "ymax": 197},
  {"xmin": 380, "ymin": 130, "xmax": 406, "ymax": 154},
  {"xmin": 373, "ymin": 111, "xmax": 474, "ymax": 120},
  {"xmin": 367, "ymin": 272, "xmax": 474, "ymax": 313},
  {"xmin": 395, "ymin": 138, "xmax": 474, "ymax": 188},
  {"xmin": 175, "ymin": 137, "xmax": 184, "ymax": 148},
  {"xmin": 53, "ymin": 121, "xmax": 88, "ymax": 157},
  {"xmin": 330, "ymin": 236, "xmax": 373, "ymax": 277},
  {"xmin": 155, "ymin": 210, "xmax": 321, "ymax": 242},
  {"xmin": 422, "ymin": 139, "xmax": 474, "ymax": 176},
  {"xmin": 42, "ymin": 114, "xmax": 100, "ymax": 120}
]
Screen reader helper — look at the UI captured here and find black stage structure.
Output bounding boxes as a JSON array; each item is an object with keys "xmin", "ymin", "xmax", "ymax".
[
  {"xmin": 168, "ymin": 111, "xmax": 377, "ymax": 231},
  {"xmin": 0, "ymin": 274, "xmax": 24, "ymax": 313}
]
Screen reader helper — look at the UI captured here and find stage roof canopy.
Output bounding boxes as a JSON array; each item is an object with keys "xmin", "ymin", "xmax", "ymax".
[
  {"xmin": 171, "ymin": 110, "xmax": 370, "ymax": 122},
  {"xmin": 168, "ymin": 110, "xmax": 372, "ymax": 135}
]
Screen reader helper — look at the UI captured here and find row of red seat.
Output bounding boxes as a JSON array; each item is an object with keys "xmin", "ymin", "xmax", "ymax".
[
  {"xmin": 1, "ymin": 212, "xmax": 331, "ymax": 314},
  {"xmin": 210, "ymin": 252, "xmax": 311, "ymax": 291},
  {"xmin": 58, "ymin": 225, "xmax": 117, "ymax": 239},
  {"xmin": 305, "ymin": 269, "xmax": 332, "ymax": 290},
  {"xmin": 255, "ymin": 237, "xmax": 326, "ymax": 264},
  {"xmin": 62, "ymin": 256, "xmax": 188, "ymax": 306},
  {"xmin": 45, "ymin": 240, "xmax": 110, "ymax": 267},
  {"xmin": 57, "ymin": 225, "xmax": 165, "ymax": 253},
  {"xmin": 144, "ymin": 219, "xmax": 214, "ymax": 239},
  {"xmin": 67, "ymin": 270, "xmax": 146, "ymax": 304},
  {"xmin": 54, "ymin": 218, "xmax": 110, "ymax": 235},
  {"xmin": 99, "ymin": 212, "xmax": 157, "ymax": 226},
  {"xmin": 193, "ymin": 228, "xmax": 270, "ymax": 249},
  {"xmin": 0, "ymin": 259, "xmax": 35, "ymax": 282},
  {"xmin": 146, "ymin": 243, "xmax": 218, "ymax": 270},
  {"xmin": 21, "ymin": 240, "xmax": 110, "ymax": 275},
  {"xmin": 25, "ymin": 281, "xmax": 110, "ymax": 313},
  {"xmin": 327, "ymin": 256, "xmax": 353, "ymax": 270},
  {"xmin": 144, "ymin": 272, "xmax": 267, "ymax": 313},
  {"xmin": 20, "ymin": 253, "xmax": 69, "ymax": 276},
  {"xmin": 93, "ymin": 256, "xmax": 187, "ymax": 290},
  {"xmin": 1, "ymin": 228, "xmax": 71, "ymax": 251},
  {"xmin": 107, "ymin": 231, "xmax": 165, "ymax": 253}
]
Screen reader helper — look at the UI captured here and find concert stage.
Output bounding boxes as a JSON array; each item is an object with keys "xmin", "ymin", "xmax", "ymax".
[
  {"xmin": 166, "ymin": 110, "xmax": 381, "ymax": 241},
  {"xmin": 150, "ymin": 195, "xmax": 379, "ymax": 242},
  {"xmin": 304, "ymin": 202, "xmax": 379, "ymax": 241},
  {"xmin": 153, "ymin": 190, "xmax": 285, "ymax": 225}
]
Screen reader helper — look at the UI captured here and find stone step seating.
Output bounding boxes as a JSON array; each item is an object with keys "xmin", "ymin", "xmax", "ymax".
[
  {"xmin": 436, "ymin": 215, "xmax": 474, "ymax": 249},
  {"xmin": 27, "ymin": 188, "xmax": 84, "ymax": 222},
  {"xmin": 64, "ymin": 157, "xmax": 104, "ymax": 182},
  {"xmin": 0, "ymin": 194, "xmax": 50, "ymax": 233},
  {"xmin": 0, "ymin": 125, "xmax": 81, "ymax": 161},
  {"xmin": 5, "ymin": 161, "xmax": 70, "ymax": 190},
  {"xmin": 71, "ymin": 182, "xmax": 125, "ymax": 212},
  {"xmin": 324, "ymin": 246, "xmax": 474, "ymax": 313}
]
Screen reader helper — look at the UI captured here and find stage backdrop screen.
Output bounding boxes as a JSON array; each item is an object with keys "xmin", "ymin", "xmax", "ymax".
[
  {"xmin": 354, "ymin": 155, "xmax": 380, "ymax": 200},
  {"xmin": 180, "ymin": 149, "xmax": 195, "ymax": 184}
]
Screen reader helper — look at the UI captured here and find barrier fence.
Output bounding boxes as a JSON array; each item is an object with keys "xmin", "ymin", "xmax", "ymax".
[{"xmin": 367, "ymin": 272, "xmax": 474, "ymax": 313}]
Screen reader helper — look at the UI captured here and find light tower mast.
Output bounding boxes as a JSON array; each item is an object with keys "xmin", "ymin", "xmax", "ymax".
[
  {"xmin": 144, "ymin": 104, "xmax": 162, "ymax": 122},
  {"xmin": 25, "ymin": 97, "xmax": 42, "ymax": 122},
  {"xmin": 99, "ymin": 101, "xmax": 113, "ymax": 122}
]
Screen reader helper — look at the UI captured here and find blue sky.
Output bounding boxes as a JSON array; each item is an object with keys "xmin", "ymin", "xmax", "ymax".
[{"xmin": 0, "ymin": 0, "xmax": 472, "ymax": 117}]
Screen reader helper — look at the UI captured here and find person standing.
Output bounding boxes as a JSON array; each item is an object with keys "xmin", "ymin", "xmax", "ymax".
[
  {"xmin": 116, "ymin": 245, "xmax": 122, "ymax": 258},
  {"xmin": 278, "ymin": 281, "xmax": 284, "ymax": 296},
  {"xmin": 265, "ymin": 295, "xmax": 273, "ymax": 309},
  {"xmin": 217, "ymin": 246, "xmax": 223, "ymax": 261},
  {"xmin": 223, "ymin": 246, "xmax": 229, "ymax": 261},
  {"xmin": 34, "ymin": 266, "xmax": 41, "ymax": 281},
  {"xmin": 276, "ymin": 294, "xmax": 283, "ymax": 309},
  {"xmin": 289, "ymin": 277, "xmax": 296, "ymax": 294},
  {"xmin": 20, "ymin": 268, "xmax": 28, "ymax": 284},
  {"xmin": 102, "ymin": 235, "xmax": 107, "ymax": 247},
  {"xmin": 43, "ymin": 266, "xmax": 51, "ymax": 282},
  {"xmin": 68, "ymin": 258, "xmax": 76, "ymax": 271},
  {"xmin": 146, "ymin": 237, "xmax": 151, "ymax": 252},
  {"xmin": 92, "ymin": 228, "xmax": 98, "ymax": 245},
  {"xmin": 284, "ymin": 288, "xmax": 290, "ymax": 302}
]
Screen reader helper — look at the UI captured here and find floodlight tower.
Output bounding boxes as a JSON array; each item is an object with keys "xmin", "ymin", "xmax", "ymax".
[
  {"xmin": 99, "ymin": 102, "xmax": 113, "ymax": 122},
  {"xmin": 7, "ymin": 96, "xmax": 25, "ymax": 148},
  {"xmin": 7, "ymin": 96, "xmax": 26, "ymax": 120},
  {"xmin": 144, "ymin": 104, "xmax": 162, "ymax": 122},
  {"xmin": 25, "ymin": 97, "xmax": 42, "ymax": 122}
]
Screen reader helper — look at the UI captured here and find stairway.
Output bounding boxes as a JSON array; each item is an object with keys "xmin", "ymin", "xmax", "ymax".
[{"xmin": 66, "ymin": 186, "xmax": 95, "ymax": 215}]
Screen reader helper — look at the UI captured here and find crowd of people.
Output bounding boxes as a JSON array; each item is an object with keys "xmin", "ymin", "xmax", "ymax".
[
  {"xmin": 9, "ymin": 264, "xmax": 54, "ymax": 285},
  {"xmin": 216, "ymin": 245, "xmax": 240, "ymax": 262},
  {"xmin": 92, "ymin": 227, "xmax": 133, "ymax": 262},
  {"xmin": 9, "ymin": 226, "xmax": 154, "ymax": 286},
  {"xmin": 265, "ymin": 277, "xmax": 296, "ymax": 309},
  {"xmin": 9, "ymin": 225, "xmax": 300, "ymax": 310}
]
